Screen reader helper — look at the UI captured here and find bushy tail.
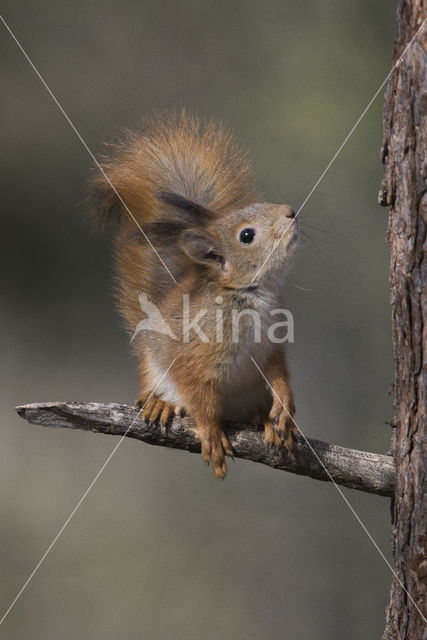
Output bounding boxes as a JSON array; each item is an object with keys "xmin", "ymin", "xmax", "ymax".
[{"xmin": 90, "ymin": 110, "xmax": 259, "ymax": 228}]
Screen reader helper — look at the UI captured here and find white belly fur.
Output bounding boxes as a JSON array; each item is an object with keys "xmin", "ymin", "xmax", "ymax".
[{"xmin": 146, "ymin": 353, "xmax": 182, "ymax": 405}]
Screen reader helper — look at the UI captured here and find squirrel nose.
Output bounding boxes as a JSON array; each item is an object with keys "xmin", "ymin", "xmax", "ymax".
[
  {"xmin": 280, "ymin": 204, "xmax": 295, "ymax": 219},
  {"xmin": 272, "ymin": 203, "xmax": 296, "ymax": 223}
]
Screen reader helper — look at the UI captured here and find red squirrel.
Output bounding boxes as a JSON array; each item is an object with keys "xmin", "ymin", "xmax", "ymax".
[{"xmin": 90, "ymin": 112, "xmax": 297, "ymax": 478}]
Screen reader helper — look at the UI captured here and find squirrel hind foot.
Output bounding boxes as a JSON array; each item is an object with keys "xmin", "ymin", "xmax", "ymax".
[{"xmin": 200, "ymin": 428, "xmax": 234, "ymax": 480}]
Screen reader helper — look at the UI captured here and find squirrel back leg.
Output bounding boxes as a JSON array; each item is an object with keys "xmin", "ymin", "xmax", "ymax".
[{"xmin": 175, "ymin": 379, "xmax": 233, "ymax": 479}]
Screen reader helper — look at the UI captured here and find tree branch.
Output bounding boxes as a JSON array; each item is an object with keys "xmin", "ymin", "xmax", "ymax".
[{"xmin": 16, "ymin": 401, "xmax": 395, "ymax": 497}]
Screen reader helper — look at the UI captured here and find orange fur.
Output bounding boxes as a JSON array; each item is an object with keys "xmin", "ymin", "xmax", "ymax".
[{"xmin": 90, "ymin": 111, "xmax": 297, "ymax": 478}]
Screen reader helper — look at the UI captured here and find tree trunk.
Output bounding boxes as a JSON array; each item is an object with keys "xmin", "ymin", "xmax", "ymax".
[{"xmin": 380, "ymin": 2, "xmax": 426, "ymax": 638}]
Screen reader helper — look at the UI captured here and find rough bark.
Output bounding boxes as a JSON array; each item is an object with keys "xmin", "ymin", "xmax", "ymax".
[
  {"xmin": 16, "ymin": 401, "xmax": 395, "ymax": 497},
  {"xmin": 380, "ymin": 2, "xmax": 426, "ymax": 637}
]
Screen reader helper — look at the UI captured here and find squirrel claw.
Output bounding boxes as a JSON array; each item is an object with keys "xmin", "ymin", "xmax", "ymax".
[
  {"xmin": 263, "ymin": 419, "xmax": 283, "ymax": 448},
  {"xmin": 274, "ymin": 415, "xmax": 298, "ymax": 451},
  {"xmin": 200, "ymin": 428, "xmax": 233, "ymax": 479},
  {"xmin": 265, "ymin": 397, "xmax": 297, "ymax": 450},
  {"xmin": 137, "ymin": 393, "xmax": 182, "ymax": 426},
  {"xmin": 220, "ymin": 432, "xmax": 234, "ymax": 459}
]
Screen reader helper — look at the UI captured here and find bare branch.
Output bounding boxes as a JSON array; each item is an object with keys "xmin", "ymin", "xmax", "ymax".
[{"xmin": 16, "ymin": 401, "xmax": 395, "ymax": 497}]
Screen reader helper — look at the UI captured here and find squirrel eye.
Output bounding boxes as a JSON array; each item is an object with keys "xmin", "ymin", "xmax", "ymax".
[{"xmin": 239, "ymin": 228, "xmax": 256, "ymax": 244}]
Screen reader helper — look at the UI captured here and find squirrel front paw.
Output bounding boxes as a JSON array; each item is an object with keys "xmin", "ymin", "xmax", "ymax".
[
  {"xmin": 264, "ymin": 395, "xmax": 297, "ymax": 450},
  {"xmin": 200, "ymin": 427, "xmax": 234, "ymax": 480},
  {"xmin": 137, "ymin": 393, "xmax": 185, "ymax": 425}
]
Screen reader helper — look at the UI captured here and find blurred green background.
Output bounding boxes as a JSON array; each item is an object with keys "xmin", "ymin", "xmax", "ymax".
[{"xmin": 1, "ymin": 1, "xmax": 396, "ymax": 638}]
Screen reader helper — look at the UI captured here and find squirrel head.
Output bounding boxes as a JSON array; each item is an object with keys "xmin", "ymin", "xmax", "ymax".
[{"xmin": 180, "ymin": 202, "xmax": 297, "ymax": 289}]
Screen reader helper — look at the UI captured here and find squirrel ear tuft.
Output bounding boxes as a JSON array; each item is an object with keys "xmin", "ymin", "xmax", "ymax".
[{"xmin": 181, "ymin": 229, "xmax": 227, "ymax": 271}]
